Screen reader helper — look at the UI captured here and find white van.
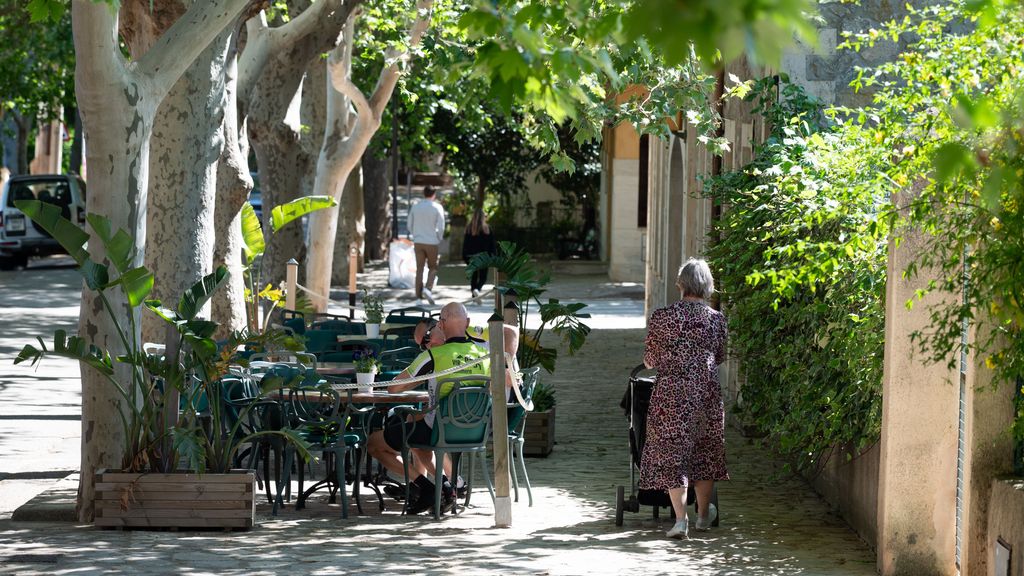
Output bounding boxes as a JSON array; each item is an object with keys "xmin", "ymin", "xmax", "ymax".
[{"xmin": 0, "ymin": 174, "xmax": 87, "ymax": 270}]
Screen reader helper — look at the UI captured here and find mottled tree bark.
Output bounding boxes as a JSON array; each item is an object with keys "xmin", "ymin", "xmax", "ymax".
[
  {"xmin": 362, "ymin": 150, "xmax": 391, "ymax": 261},
  {"xmin": 71, "ymin": 0, "xmax": 250, "ymax": 522}
]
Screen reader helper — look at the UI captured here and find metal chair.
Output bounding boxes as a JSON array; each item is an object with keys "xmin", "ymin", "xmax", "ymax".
[
  {"xmin": 396, "ymin": 375, "xmax": 492, "ymax": 520},
  {"xmin": 282, "ymin": 384, "xmax": 366, "ymax": 518},
  {"xmin": 506, "ymin": 367, "xmax": 541, "ymax": 506},
  {"xmin": 385, "ymin": 306, "xmax": 432, "ymax": 325}
]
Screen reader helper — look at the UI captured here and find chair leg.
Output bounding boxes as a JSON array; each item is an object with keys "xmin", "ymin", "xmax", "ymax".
[
  {"xmin": 336, "ymin": 447, "xmax": 348, "ymax": 519},
  {"xmin": 262, "ymin": 442, "xmax": 273, "ymax": 505},
  {"xmin": 516, "ymin": 438, "xmax": 533, "ymax": 507},
  {"xmin": 401, "ymin": 446, "xmax": 412, "ymax": 515},
  {"xmin": 275, "ymin": 446, "xmax": 293, "ymax": 516},
  {"xmin": 432, "ymin": 449, "xmax": 443, "ymax": 520},
  {"xmin": 351, "ymin": 446, "xmax": 364, "ymax": 516},
  {"xmin": 479, "ymin": 449, "xmax": 495, "ymax": 503},
  {"xmin": 464, "ymin": 452, "xmax": 474, "ymax": 508},
  {"xmin": 509, "ymin": 439, "xmax": 520, "ymax": 503}
]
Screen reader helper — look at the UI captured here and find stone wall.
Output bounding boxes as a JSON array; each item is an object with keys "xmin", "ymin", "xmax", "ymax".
[{"xmin": 988, "ymin": 479, "xmax": 1024, "ymax": 576}]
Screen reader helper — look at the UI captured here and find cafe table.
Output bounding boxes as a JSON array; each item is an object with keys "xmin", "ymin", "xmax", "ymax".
[{"xmin": 268, "ymin": 383, "xmax": 429, "ymax": 514}]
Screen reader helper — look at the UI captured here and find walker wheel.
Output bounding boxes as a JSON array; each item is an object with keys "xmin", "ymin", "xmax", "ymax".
[{"xmin": 615, "ymin": 485, "xmax": 625, "ymax": 526}]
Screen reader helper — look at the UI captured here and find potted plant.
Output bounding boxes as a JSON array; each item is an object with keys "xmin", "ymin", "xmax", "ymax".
[
  {"xmin": 362, "ymin": 289, "xmax": 385, "ymax": 337},
  {"xmin": 523, "ymin": 380, "xmax": 556, "ymax": 456},
  {"xmin": 353, "ymin": 349, "xmax": 380, "ymax": 394},
  {"xmin": 13, "ymin": 200, "xmax": 313, "ymax": 529}
]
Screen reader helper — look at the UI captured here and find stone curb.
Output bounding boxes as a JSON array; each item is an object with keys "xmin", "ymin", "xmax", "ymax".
[{"xmin": 11, "ymin": 474, "xmax": 78, "ymax": 522}]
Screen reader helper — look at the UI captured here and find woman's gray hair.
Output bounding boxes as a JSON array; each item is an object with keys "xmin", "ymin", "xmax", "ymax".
[{"xmin": 676, "ymin": 258, "xmax": 715, "ymax": 299}]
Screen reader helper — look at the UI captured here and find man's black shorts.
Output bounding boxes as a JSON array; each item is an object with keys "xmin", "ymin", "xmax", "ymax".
[{"xmin": 382, "ymin": 414, "xmax": 433, "ymax": 450}]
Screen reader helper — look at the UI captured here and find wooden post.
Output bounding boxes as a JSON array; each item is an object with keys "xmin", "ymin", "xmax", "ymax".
[
  {"xmin": 502, "ymin": 289, "xmax": 519, "ymax": 326},
  {"xmin": 488, "ymin": 312, "xmax": 512, "ymax": 527},
  {"xmin": 348, "ymin": 243, "xmax": 358, "ymax": 319},
  {"xmin": 286, "ymin": 258, "xmax": 297, "ymax": 312}
]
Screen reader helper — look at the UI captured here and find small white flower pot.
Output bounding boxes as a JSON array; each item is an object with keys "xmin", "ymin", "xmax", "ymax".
[
  {"xmin": 356, "ymin": 370, "xmax": 377, "ymax": 394},
  {"xmin": 365, "ymin": 323, "xmax": 381, "ymax": 338}
]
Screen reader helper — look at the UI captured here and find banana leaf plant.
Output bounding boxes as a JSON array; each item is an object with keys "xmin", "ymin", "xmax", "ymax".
[
  {"xmin": 240, "ymin": 196, "xmax": 335, "ymax": 332},
  {"xmin": 12, "ymin": 200, "xmax": 313, "ymax": 474},
  {"xmin": 466, "ymin": 241, "xmax": 591, "ymax": 373}
]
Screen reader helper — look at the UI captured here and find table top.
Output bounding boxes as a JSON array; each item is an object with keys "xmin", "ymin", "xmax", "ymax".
[
  {"xmin": 265, "ymin": 388, "xmax": 426, "ymax": 405},
  {"xmin": 342, "ymin": 390, "xmax": 428, "ymax": 404}
]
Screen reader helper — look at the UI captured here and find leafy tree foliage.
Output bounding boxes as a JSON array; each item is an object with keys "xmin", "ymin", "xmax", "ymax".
[
  {"xmin": 841, "ymin": 2, "xmax": 1024, "ymax": 449},
  {"xmin": 0, "ymin": 4, "xmax": 75, "ymax": 146}
]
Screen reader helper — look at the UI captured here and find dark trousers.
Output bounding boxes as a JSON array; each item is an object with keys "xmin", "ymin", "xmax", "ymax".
[{"xmin": 465, "ymin": 260, "xmax": 488, "ymax": 291}]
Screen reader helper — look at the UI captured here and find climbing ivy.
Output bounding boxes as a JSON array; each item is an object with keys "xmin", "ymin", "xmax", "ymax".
[
  {"xmin": 713, "ymin": 1, "xmax": 1024, "ymax": 472},
  {"xmin": 706, "ymin": 77, "xmax": 892, "ymax": 474}
]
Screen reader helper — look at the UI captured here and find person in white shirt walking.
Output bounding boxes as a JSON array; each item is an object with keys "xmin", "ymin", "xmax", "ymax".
[{"xmin": 407, "ymin": 186, "xmax": 445, "ymax": 303}]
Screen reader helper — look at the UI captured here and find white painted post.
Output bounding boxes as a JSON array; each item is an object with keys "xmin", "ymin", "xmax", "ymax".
[
  {"xmin": 286, "ymin": 258, "xmax": 297, "ymax": 312},
  {"xmin": 488, "ymin": 312, "xmax": 512, "ymax": 527}
]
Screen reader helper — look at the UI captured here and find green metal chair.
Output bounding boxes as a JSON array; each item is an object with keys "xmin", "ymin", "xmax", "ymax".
[
  {"xmin": 385, "ymin": 306, "xmax": 431, "ymax": 325},
  {"xmin": 506, "ymin": 366, "xmax": 541, "ymax": 506},
  {"xmin": 282, "ymin": 384, "xmax": 366, "ymax": 518},
  {"xmin": 396, "ymin": 375, "xmax": 492, "ymax": 520}
]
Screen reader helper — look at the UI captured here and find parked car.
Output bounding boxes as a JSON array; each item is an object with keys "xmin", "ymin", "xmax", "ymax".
[
  {"xmin": 249, "ymin": 171, "xmax": 262, "ymax": 222},
  {"xmin": 0, "ymin": 174, "xmax": 87, "ymax": 270}
]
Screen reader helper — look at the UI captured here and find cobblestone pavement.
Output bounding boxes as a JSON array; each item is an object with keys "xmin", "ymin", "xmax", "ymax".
[{"xmin": 0, "ymin": 261, "xmax": 877, "ymax": 575}]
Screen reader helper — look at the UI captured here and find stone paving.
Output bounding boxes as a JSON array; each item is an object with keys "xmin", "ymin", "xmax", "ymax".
[{"xmin": 0, "ymin": 259, "xmax": 878, "ymax": 575}]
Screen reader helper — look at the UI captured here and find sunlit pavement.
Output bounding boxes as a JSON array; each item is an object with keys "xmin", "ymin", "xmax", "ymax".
[{"xmin": 0, "ymin": 259, "xmax": 875, "ymax": 575}]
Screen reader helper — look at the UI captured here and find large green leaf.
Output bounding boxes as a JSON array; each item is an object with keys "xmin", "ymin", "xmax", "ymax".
[
  {"xmin": 13, "ymin": 199, "xmax": 88, "ymax": 263},
  {"xmin": 240, "ymin": 202, "xmax": 264, "ymax": 265},
  {"xmin": 86, "ymin": 214, "xmax": 135, "ymax": 273},
  {"xmin": 106, "ymin": 266, "xmax": 154, "ymax": 308},
  {"xmin": 14, "ymin": 330, "xmax": 114, "ymax": 376},
  {"xmin": 171, "ymin": 426, "xmax": 207, "ymax": 474},
  {"xmin": 177, "ymin": 266, "xmax": 229, "ymax": 321},
  {"xmin": 270, "ymin": 196, "xmax": 337, "ymax": 233},
  {"xmin": 144, "ymin": 299, "xmax": 183, "ymax": 325},
  {"xmin": 80, "ymin": 259, "xmax": 111, "ymax": 291}
]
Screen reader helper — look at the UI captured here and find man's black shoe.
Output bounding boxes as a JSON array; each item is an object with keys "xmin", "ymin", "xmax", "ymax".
[
  {"xmin": 456, "ymin": 486, "xmax": 468, "ymax": 500},
  {"xmin": 384, "ymin": 484, "xmax": 414, "ymax": 501},
  {"xmin": 441, "ymin": 488, "xmax": 457, "ymax": 515},
  {"xmin": 405, "ymin": 491, "xmax": 436, "ymax": 515}
]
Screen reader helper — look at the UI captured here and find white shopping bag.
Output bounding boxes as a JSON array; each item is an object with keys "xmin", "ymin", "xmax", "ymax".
[{"xmin": 388, "ymin": 239, "xmax": 417, "ymax": 289}]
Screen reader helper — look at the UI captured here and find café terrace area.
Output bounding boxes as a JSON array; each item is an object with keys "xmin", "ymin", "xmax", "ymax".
[{"xmin": 0, "ymin": 258, "xmax": 876, "ymax": 575}]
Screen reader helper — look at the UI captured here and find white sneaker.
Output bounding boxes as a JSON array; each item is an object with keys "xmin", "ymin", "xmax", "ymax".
[
  {"xmin": 666, "ymin": 519, "xmax": 688, "ymax": 539},
  {"xmin": 695, "ymin": 503, "xmax": 717, "ymax": 531},
  {"xmin": 422, "ymin": 288, "xmax": 435, "ymax": 305}
]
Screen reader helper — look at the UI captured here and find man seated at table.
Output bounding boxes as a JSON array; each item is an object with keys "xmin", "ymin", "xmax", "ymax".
[
  {"xmin": 414, "ymin": 316, "xmax": 519, "ymax": 357},
  {"xmin": 367, "ymin": 302, "xmax": 489, "ymax": 515}
]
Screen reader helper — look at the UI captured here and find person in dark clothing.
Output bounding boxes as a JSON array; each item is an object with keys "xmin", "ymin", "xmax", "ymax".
[{"xmin": 461, "ymin": 209, "xmax": 496, "ymax": 299}]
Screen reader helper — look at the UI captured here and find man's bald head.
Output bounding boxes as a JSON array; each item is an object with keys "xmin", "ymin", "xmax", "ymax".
[{"xmin": 439, "ymin": 302, "xmax": 469, "ymax": 338}]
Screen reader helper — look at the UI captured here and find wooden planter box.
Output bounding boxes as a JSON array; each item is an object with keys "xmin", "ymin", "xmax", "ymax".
[
  {"xmin": 523, "ymin": 408, "xmax": 555, "ymax": 457},
  {"xmin": 94, "ymin": 469, "xmax": 255, "ymax": 530}
]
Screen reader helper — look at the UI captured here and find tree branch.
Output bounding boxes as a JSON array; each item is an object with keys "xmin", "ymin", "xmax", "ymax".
[
  {"xmin": 366, "ymin": 0, "xmax": 434, "ymax": 116},
  {"xmin": 72, "ymin": 0, "xmax": 129, "ymax": 94},
  {"xmin": 135, "ymin": 0, "xmax": 251, "ymax": 100}
]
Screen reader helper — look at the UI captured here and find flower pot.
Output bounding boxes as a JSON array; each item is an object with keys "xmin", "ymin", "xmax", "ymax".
[
  {"xmin": 356, "ymin": 370, "xmax": 377, "ymax": 394},
  {"xmin": 523, "ymin": 407, "xmax": 555, "ymax": 457},
  {"xmin": 93, "ymin": 469, "xmax": 256, "ymax": 530},
  {"xmin": 365, "ymin": 323, "xmax": 381, "ymax": 338}
]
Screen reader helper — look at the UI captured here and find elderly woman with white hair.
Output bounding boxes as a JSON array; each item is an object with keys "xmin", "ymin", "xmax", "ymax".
[{"xmin": 639, "ymin": 258, "xmax": 729, "ymax": 540}]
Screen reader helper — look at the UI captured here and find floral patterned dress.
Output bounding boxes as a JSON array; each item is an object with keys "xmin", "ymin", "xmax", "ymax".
[{"xmin": 639, "ymin": 299, "xmax": 729, "ymax": 490}]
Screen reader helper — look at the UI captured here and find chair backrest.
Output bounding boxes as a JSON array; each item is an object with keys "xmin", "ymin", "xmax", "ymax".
[
  {"xmin": 507, "ymin": 366, "xmax": 541, "ymax": 433},
  {"xmin": 312, "ymin": 319, "xmax": 364, "ymax": 334},
  {"xmin": 432, "ymin": 376, "xmax": 492, "ymax": 448},
  {"xmin": 379, "ymin": 346, "xmax": 420, "ymax": 371},
  {"xmin": 382, "ymin": 324, "xmax": 417, "ymax": 338},
  {"xmin": 337, "ymin": 339, "xmax": 383, "ymax": 355},
  {"xmin": 385, "ymin": 306, "xmax": 431, "ymax": 325},
  {"xmin": 287, "ymin": 387, "xmax": 343, "ymax": 443},
  {"xmin": 302, "ymin": 329, "xmax": 340, "ymax": 355}
]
